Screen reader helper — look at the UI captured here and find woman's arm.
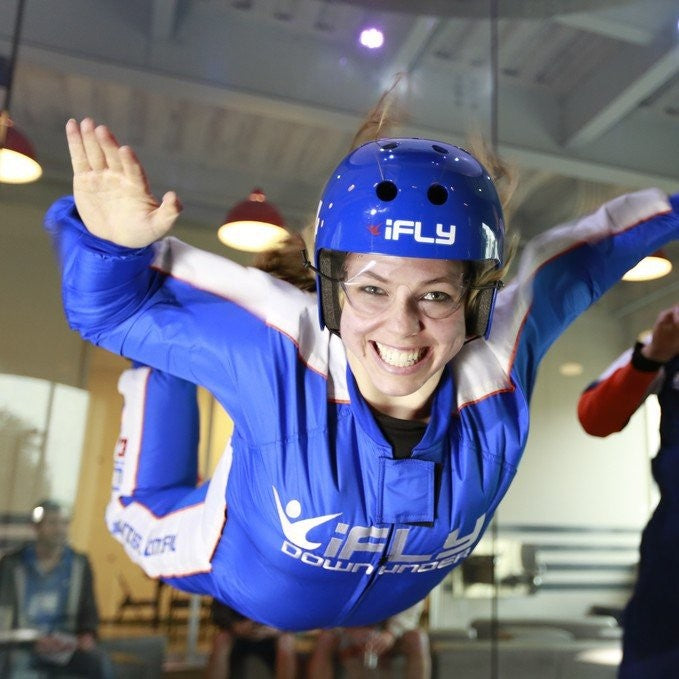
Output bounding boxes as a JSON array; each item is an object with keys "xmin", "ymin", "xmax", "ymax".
[{"xmin": 487, "ymin": 190, "xmax": 679, "ymax": 399}]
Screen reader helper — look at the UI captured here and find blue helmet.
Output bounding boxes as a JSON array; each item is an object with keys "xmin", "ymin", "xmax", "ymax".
[{"xmin": 313, "ymin": 138, "xmax": 505, "ymax": 337}]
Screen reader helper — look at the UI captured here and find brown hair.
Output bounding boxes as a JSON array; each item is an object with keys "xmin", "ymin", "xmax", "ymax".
[
  {"xmin": 252, "ymin": 232, "xmax": 316, "ymax": 291},
  {"xmin": 349, "ymin": 73, "xmax": 406, "ymax": 150}
]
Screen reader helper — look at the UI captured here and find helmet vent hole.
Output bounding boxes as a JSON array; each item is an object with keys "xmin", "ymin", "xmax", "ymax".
[
  {"xmin": 376, "ymin": 180, "xmax": 398, "ymax": 202},
  {"xmin": 427, "ymin": 183, "xmax": 448, "ymax": 205},
  {"xmin": 432, "ymin": 145, "xmax": 449, "ymax": 155},
  {"xmin": 380, "ymin": 142, "xmax": 399, "ymax": 151}
]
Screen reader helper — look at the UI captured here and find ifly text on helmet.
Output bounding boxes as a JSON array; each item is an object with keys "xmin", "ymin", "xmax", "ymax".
[{"xmin": 384, "ymin": 219, "xmax": 456, "ymax": 246}]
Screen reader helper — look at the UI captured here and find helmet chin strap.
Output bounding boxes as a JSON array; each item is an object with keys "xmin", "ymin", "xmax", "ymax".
[
  {"xmin": 302, "ymin": 248, "xmax": 344, "ymax": 335},
  {"xmin": 300, "ymin": 247, "xmax": 313, "ymax": 272}
]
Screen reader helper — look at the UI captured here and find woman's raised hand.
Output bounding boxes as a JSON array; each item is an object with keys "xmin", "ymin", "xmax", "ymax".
[{"xmin": 66, "ymin": 118, "xmax": 182, "ymax": 248}]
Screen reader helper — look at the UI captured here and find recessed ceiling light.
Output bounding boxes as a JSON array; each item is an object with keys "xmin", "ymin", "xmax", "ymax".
[
  {"xmin": 359, "ymin": 27, "xmax": 384, "ymax": 49},
  {"xmin": 559, "ymin": 362, "xmax": 583, "ymax": 377}
]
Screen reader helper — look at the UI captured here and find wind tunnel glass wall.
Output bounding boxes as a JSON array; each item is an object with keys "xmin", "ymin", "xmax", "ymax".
[
  {"xmin": 0, "ymin": 374, "xmax": 88, "ymax": 545},
  {"xmin": 1, "ymin": 0, "xmax": 678, "ymax": 676}
]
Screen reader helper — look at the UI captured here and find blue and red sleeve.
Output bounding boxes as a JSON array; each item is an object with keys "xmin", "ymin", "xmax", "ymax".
[{"xmin": 578, "ymin": 347, "xmax": 661, "ymax": 437}]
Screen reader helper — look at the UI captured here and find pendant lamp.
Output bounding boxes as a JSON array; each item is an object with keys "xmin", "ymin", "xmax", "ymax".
[
  {"xmin": 0, "ymin": 0, "xmax": 42, "ymax": 184},
  {"xmin": 622, "ymin": 250, "xmax": 672, "ymax": 282},
  {"xmin": 0, "ymin": 111, "xmax": 42, "ymax": 183},
  {"xmin": 218, "ymin": 188, "xmax": 288, "ymax": 252}
]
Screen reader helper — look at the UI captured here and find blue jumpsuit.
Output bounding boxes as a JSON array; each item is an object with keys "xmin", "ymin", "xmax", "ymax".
[
  {"xmin": 45, "ymin": 189, "xmax": 679, "ymax": 631},
  {"xmin": 580, "ymin": 346, "xmax": 679, "ymax": 678}
]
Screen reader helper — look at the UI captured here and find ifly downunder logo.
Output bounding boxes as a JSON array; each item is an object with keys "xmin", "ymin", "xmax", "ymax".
[
  {"xmin": 273, "ymin": 486, "xmax": 340, "ymax": 550},
  {"xmin": 272, "ymin": 486, "xmax": 484, "ymax": 576}
]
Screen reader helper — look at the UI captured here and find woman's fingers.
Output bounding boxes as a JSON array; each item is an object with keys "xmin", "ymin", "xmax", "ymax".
[
  {"xmin": 67, "ymin": 118, "xmax": 120, "ymax": 173},
  {"xmin": 95, "ymin": 124, "xmax": 124, "ymax": 173},
  {"xmin": 161, "ymin": 190, "xmax": 182, "ymax": 213},
  {"xmin": 80, "ymin": 118, "xmax": 108, "ymax": 171},
  {"xmin": 156, "ymin": 191, "xmax": 182, "ymax": 226},
  {"xmin": 119, "ymin": 145, "xmax": 150, "ymax": 192},
  {"xmin": 152, "ymin": 190, "xmax": 182, "ymax": 235},
  {"xmin": 65, "ymin": 118, "xmax": 91, "ymax": 175}
]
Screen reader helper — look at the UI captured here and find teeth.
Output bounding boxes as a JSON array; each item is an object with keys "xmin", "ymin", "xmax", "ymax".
[{"xmin": 375, "ymin": 342, "xmax": 424, "ymax": 367}]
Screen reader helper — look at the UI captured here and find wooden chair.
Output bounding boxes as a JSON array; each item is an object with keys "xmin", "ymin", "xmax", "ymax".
[{"xmin": 114, "ymin": 574, "xmax": 165, "ymax": 628}]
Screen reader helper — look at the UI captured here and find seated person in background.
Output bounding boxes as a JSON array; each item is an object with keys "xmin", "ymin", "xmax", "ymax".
[
  {"xmin": 306, "ymin": 599, "xmax": 430, "ymax": 678},
  {"xmin": 206, "ymin": 599, "xmax": 297, "ymax": 679},
  {"xmin": 577, "ymin": 303, "xmax": 679, "ymax": 679},
  {"xmin": 0, "ymin": 499, "xmax": 114, "ymax": 678}
]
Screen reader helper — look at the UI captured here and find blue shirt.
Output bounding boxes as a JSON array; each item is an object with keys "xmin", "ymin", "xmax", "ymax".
[
  {"xmin": 45, "ymin": 189, "xmax": 679, "ymax": 630},
  {"xmin": 22, "ymin": 546, "xmax": 74, "ymax": 633}
]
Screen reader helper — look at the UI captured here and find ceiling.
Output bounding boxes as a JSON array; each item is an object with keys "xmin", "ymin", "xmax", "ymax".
[{"xmin": 1, "ymin": 0, "xmax": 678, "ymax": 323}]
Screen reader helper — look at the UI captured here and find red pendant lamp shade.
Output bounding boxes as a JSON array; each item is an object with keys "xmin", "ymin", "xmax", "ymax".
[
  {"xmin": 622, "ymin": 250, "xmax": 672, "ymax": 282},
  {"xmin": 1, "ymin": 1, "xmax": 42, "ymax": 184},
  {"xmin": 218, "ymin": 188, "xmax": 288, "ymax": 252},
  {"xmin": 0, "ymin": 113, "xmax": 42, "ymax": 183}
]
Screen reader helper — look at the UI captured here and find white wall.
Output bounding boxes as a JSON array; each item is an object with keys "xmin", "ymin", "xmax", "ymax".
[{"xmin": 501, "ymin": 306, "xmax": 654, "ymax": 529}]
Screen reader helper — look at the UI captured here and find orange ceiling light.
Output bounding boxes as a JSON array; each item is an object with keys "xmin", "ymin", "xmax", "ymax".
[
  {"xmin": 622, "ymin": 250, "xmax": 672, "ymax": 282},
  {"xmin": 0, "ymin": 0, "xmax": 42, "ymax": 184},
  {"xmin": 0, "ymin": 111, "xmax": 42, "ymax": 183},
  {"xmin": 218, "ymin": 188, "xmax": 288, "ymax": 252}
]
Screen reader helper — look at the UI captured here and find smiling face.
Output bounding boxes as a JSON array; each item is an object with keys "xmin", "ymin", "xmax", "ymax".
[{"xmin": 339, "ymin": 253, "xmax": 468, "ymax": 419}]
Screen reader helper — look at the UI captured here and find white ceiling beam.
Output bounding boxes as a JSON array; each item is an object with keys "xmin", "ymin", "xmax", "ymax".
[
  {"xmin": 613, "ymin": 279, "xmax": 679, "ymax": 319},
  {"xmin": 381, "ymin": 16, "xmax": 441, "ymax": 80},
  {"xmin": 562, "ymin": 38, "xmax": 679, "ymax": 148},
  {"xmin": 150, "ymin": 0, "xmax": 180, "ymax": 41},
  {"xmin": 498, "ymin": 143, "xmax": 676, "ymax": 193},
  {"xmin": 554, "ymin": 13, "xmax": 654, "ymax": 45},
  {"xmin": 18, "ymin": 43, "xmax": 367, "ymax": 130},
  {"xmin": 17, "ymin": 42, "xmax": 679, "ymax": 194}
]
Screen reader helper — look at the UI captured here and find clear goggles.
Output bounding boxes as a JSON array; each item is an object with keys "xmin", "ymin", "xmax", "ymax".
[{"xmin": 305, "ymin": 251, "xmax": 470, "ymax": 320}]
